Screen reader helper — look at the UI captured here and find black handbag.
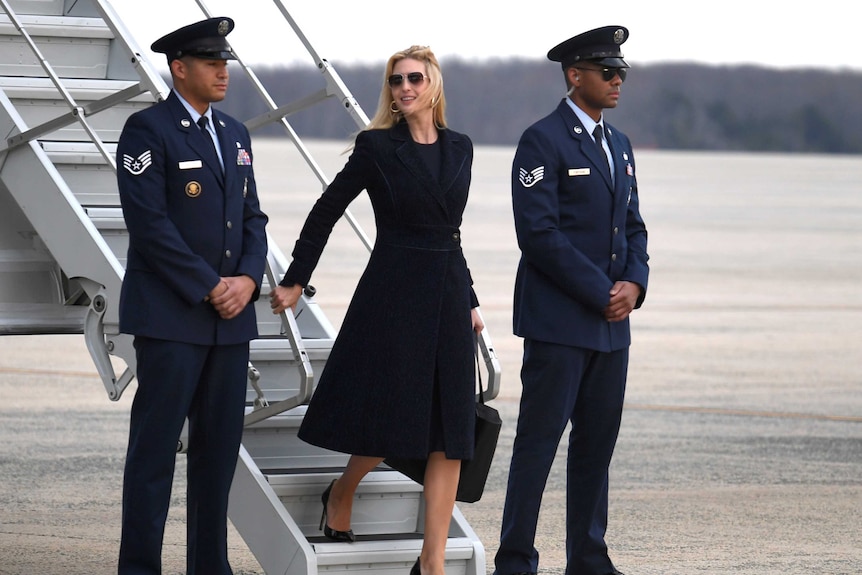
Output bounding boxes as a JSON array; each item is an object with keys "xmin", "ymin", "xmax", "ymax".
[{"xmin": 385, "ymin": 341, "xmax": 501, "ymax": 503}]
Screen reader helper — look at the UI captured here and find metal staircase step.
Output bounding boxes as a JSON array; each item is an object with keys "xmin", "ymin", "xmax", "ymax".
[
  {"xmin": 0, "ymin": 302, "xmax": 86, "ymax": 334},
  {"xmin": 0, "ymin": 14, "xmax": 114, "ymax": 79},
  {"xmin": 247, "ymin": 337, "xmax": 331, "ymax": 405},
  {"xmin": 82, "ymin": 207, "xmax": 126, "ymax": 264},
  {"xmin": 262, "ymin": 471, "xmax": 423, "ymax": 538},
  {"xmin": 5, "ymin": 0, "xmax": 68, "ymax": 16},
  {"xmin": 255, "ymin": 471, "xmax": 479, "ymax": 574},
  {"xmin": 313, "ymin": 537, "xmax": 476, "ymax": 575},
  {"xmin": 41, "ymin": 141, "xmax": 120, "ymax": 206},
  {"xmin": 0, "ymin": 78, "xmax": 152, "ymax": 142}
]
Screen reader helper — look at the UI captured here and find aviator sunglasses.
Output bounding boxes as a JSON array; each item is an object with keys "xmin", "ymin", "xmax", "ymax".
[
  {"xmin": 575, "ymin": 67, "xmax": 627, "ymax": 82},
  {"xmin": 388, "ymin": 72, "xmax": 427, "ymax": 87}
]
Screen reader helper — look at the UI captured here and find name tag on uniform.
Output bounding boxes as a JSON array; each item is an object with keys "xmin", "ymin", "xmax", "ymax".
[
  {"xmin": 568, "ymin": 168, "xmax": 590, "ymax": 177},
  {"xmin": 179, "ymin": 160, "xmax": 203, "ymax": 170}
]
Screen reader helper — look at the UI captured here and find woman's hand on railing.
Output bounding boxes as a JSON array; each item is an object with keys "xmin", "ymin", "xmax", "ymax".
[
  {"xmin": 269, "ymin": 283, "xmax": 303, "ymax": 314},
  {"xmin": 471, "ymin": 307, "xmax": 484, "ymax": 335}
]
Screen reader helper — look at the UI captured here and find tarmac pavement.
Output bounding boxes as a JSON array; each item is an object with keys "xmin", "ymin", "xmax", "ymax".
[{"xmin": 1, "ymin": 333, "xmax": 861, "ymax": 574}]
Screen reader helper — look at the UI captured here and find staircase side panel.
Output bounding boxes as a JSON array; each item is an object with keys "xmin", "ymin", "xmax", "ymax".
[
  {"xmin": 229, "ymin": 446, "xmax": 315, "ymax": 575},
  {"xmin": 0, "ymin": 98, "xmax": 123, "ymax": 327}
]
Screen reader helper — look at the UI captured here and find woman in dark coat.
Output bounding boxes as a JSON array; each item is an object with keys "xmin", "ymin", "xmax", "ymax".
[{"xmin": 269, "ymin": 45, "xmax": 483, "ymax": 575}]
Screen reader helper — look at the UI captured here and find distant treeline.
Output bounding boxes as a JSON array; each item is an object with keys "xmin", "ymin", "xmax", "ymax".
[{"xmin": 215, "ymin": 59, "xmax": 862, "ymax": 154}]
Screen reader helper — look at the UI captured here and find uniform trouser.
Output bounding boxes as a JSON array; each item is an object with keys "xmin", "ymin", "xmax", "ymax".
[
  {"xmin": 493, "ymin": 339, "xmax": 628, "ymax": 575},
  {"xmin": 118, "ymin": 337, "xmax": 249, "ymax": 575}
]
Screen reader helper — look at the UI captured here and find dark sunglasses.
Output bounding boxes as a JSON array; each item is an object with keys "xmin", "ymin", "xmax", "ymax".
[
  {"xmin": 575, "ymin": 67, "xmax": 627, "ymax": 82},
  {"xmin": 388, "ymin": 72, "xmax": 427, "ymax": 87}
]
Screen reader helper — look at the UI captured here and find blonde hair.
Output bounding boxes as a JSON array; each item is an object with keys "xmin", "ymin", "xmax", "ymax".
[{"xmin": 366, "ymin": 45, "xmax": 447, "ymax": 131}]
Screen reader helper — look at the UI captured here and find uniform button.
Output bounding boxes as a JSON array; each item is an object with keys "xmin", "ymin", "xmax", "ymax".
[
  {"xmin": 225, "ymin": 250, "xmax": 232, "ymax": 258},
  {"xmin": 613, "ymin": 226, "xmax": 619, "ymax": 235},
  {"xmin": 611, "ymin": 253, "xmax": 617, "ymax": 262},
  {"xmin": 226, "ymin": 220, "xmax": 233, "ymax": 229},
  {"xmin": 451, "ymin": 232, "xmax": 460, "ymax": 242}
]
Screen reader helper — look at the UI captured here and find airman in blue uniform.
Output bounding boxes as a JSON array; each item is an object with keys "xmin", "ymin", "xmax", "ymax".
[
  {"xmin": 494, "ymin": 26, "xmax": 649, "ymax": 575},
  {"xmin": 115, "ymin": 17, "xmax": 268, "ymax": 575}
]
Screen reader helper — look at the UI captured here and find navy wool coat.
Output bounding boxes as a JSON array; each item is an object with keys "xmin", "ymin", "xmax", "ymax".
[
  {"xmin": 512, "ymin": 99, "xmax": 649, "ymax": 352},
  {"xmin": 117, "ymin": 91, "xmax": 268, "ymax": 345},
  {"xmin": 284, "ymin": 123, "xmax": 479, "ymax": 460}
]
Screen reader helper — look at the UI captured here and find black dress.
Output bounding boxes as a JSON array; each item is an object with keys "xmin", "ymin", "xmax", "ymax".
[{"xmin": 282, "ymin": 124, "xmax": 479, "ymax": 460}]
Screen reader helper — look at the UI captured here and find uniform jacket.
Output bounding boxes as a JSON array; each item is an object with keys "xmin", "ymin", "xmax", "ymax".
[
  {"xmin": 287, "ymin": 124, "xmax": 479, "ymax": 460},
  {"xmin": 117, "ymin": 91, "xmax": 268, "ymax": 346},
  {"xmin": 512, "ymin": 99, "xmax": 649, "ymax": 352}
]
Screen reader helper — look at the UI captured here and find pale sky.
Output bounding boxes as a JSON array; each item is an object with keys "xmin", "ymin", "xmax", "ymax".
[{"xmin": 109, "ymin": 0, "xmax": 860, "ymax": 72}]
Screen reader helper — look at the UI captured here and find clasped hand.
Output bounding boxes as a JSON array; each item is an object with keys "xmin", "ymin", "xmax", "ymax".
[
  {"xmin": 604, "ymin": 280, "xmax": 640, "ymax": 323},
  {"xmin": 208, "ymin": 275, "xmax": 256, "ymax": 320}
]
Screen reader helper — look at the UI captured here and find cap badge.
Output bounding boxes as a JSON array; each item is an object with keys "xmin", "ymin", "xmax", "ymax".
[
  {"xmin": 123, "ymin": 150, "xmax": 152, "ymax": 176},
  {"xmin": 185, "ymin": 181, "xmax": 202, "ymax": 198},
  {"xmin": 614, "ymin": 29, "xmax": 625, "ymax": 44},
  {"xmin": 218, "ymin": 20, "xmax": 230, "ymax": 36}
]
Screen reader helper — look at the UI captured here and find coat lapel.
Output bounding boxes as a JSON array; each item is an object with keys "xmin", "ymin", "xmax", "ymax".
[
  {"xmin": 393, "ymin": 124, "xmax": 445, "ymax": 212},
  {"xmin": 606, "ymin": 124, "xmax": 626, "ymax": 197},
  {"xmin": 438, "ymin": 129, "xmax": 468, "ymax": 197},
  {"xmin": 558, "ymin": 101, "xmax": 613, "ymax": 192},
  {"xmin": 166, "ymin": 93, "xmax": 224, "ymax": 185},
  {"xmin": 392, "ymin": 124, "xmax": 467, "ymax": 214},
  {"xmin": 213, "ymin": 111, "xmax": 234, "ymax": 191}
]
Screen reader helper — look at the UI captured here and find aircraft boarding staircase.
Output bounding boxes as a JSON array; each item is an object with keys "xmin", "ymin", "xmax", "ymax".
[{"xmin": 0, "ymin": 1, "xmax": 501, "ymax": 573}]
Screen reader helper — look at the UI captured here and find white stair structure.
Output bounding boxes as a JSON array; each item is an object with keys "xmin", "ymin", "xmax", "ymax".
[{"xmin": 0, "ymin": 1, "xmax": 500, "ymax": 574}]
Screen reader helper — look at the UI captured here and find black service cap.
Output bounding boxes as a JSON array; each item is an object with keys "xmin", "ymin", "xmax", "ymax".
[
  {"xmin": 151, "ymin": 17, "xmax": 236, "ymax": 62},
  {"xmin": 548, "ymin": 25, "xmax": 629, "ymax": 69}
]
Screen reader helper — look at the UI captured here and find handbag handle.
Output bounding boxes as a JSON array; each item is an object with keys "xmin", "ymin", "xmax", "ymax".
[{"xmin": 475, "ymin": 335, "xmax": 486, "ymax": 405}]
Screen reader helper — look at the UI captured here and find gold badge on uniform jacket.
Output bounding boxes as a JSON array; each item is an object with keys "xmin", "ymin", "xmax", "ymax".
[{"xmin": 185, "ymin": 181, "xmax": 202, "ymax": 198}]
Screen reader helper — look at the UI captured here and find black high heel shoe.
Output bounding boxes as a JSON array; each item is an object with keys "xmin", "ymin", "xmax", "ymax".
[
  {"xmin": 410, "ymin": 557, "xmax": 420, "ymax": 575},
  {"xmin": 320, "ymin": 479, "xmax": 355, "ymax": 542}
]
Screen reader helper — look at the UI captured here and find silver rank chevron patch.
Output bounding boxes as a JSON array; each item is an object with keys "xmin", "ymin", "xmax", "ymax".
[
  {"xmin": 123, "ymin": 151, "xmax": 152, "ymax": 176},
  {"xmin": 518, "ymin": 166, "xmax": 544, "ymax": 188}
]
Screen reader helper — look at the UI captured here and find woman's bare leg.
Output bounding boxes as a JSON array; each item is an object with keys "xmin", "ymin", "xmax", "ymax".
[
  {"xmin": 326, "ymin": 455, "xmax": 384, "ymax": 532},
  {"xmin": 417, "ymin": 452, "xmax": 461, "ymax": 575}
]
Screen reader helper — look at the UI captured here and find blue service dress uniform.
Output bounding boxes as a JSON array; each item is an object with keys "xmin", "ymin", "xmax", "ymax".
[
  {"xmin": 116, "ymin": 90, "xmax": 267, "ymax": 575},
  {"xmin": 281, "ymin": 123, "xmax": 480, "ymax": 461},
  {"xmin": 495, "ymin": 99, "xmax": 649, "ymax": 575}
]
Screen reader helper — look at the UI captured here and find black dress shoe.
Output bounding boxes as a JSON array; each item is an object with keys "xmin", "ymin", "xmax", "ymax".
[
  {"xmin": 319, "ymin": 479, "xmax": 355, "ymax": 542},
  {"xmin": 410, "ymin": 557, "xmax": 420, "ymax": 575}
]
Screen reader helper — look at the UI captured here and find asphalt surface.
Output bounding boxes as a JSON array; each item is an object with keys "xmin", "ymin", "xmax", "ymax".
[{"xmin": 1, "ymin": 334, "xmax": 860, "ymax": 575}]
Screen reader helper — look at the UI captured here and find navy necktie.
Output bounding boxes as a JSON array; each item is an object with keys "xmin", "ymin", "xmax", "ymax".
[
  {"xmin": 197, "ymin": 116, "xmax": 221, "ymax": 168},
  {"xmin": 592, "ymin": 124, "xmax": 611, "ymax": 178}
]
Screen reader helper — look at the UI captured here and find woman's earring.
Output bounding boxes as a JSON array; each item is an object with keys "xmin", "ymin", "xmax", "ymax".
[{"xmin": 390, "ymin": 101, "xmax": 400, "ymax": 114}]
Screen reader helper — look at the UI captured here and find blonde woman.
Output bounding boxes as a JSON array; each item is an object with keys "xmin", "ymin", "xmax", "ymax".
[{"xmin": 270, "ymin": 46, "xmax": 483, "ymax": 575}]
